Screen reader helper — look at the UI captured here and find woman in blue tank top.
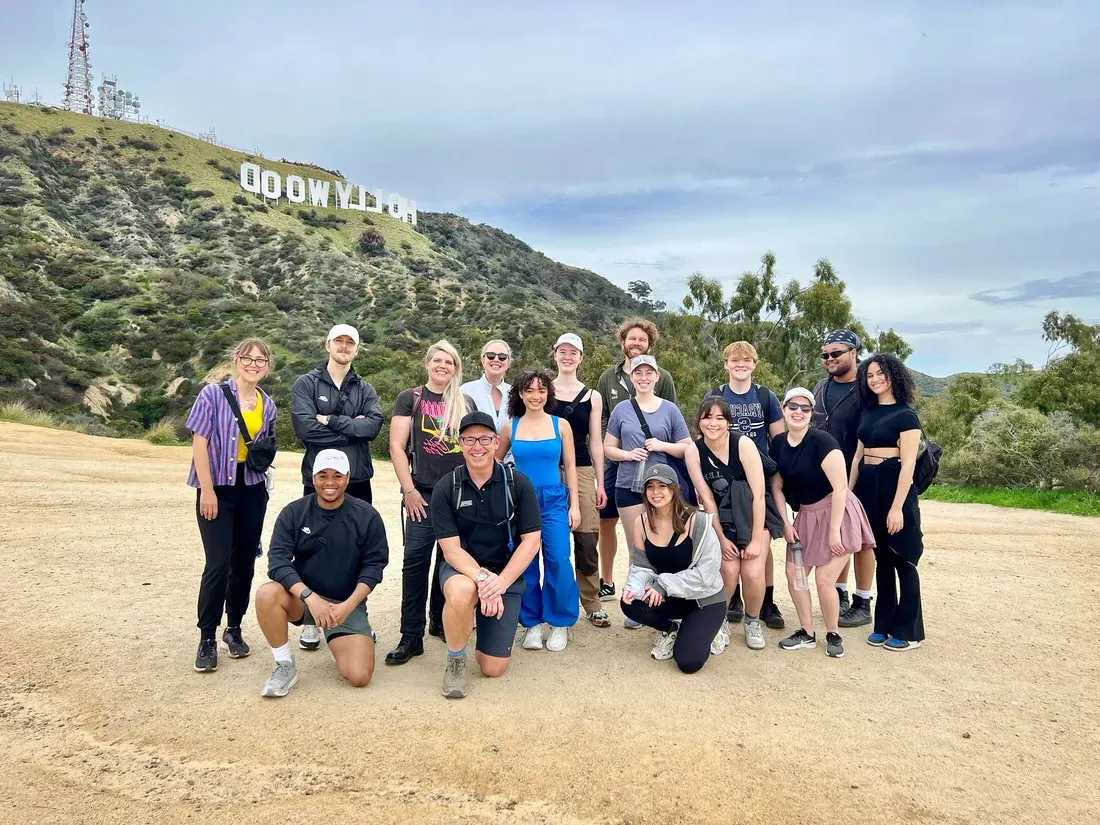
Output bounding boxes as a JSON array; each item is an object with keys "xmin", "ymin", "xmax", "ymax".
[{"xmin": 497, "ymin": 369, "xmax": 581, "ymax": 652}]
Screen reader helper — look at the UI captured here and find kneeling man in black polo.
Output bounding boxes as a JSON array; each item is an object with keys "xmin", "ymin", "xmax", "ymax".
[{"xmin": 432, "ymin": 411, "xmax": 542, "ymax": 699}]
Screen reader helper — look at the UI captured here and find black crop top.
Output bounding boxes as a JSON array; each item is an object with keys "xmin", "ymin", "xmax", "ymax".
[
  {"xmin": 769, "ymin": 428, "xmax": 840, "ymax": 510},
  {"xmin": 857, "ymin": 403, "xmax": 921, "ymax": 449}
]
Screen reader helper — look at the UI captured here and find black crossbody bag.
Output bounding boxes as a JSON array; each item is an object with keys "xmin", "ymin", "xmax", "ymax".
[{"xmin": 219, "ymin": 383, "xmax": 277, "ymax": 472}]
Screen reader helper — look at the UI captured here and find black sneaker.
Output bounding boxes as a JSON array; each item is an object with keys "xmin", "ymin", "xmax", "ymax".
[
  {"xmin": 762, "ymin": 602, "xmax": 785, "ymax": 630},
  {"xmin": 839, "ymin": 595, "xmax": 873, "ymax": 628},
  {"xmin": 221, "ymin": 626, "xmax": 250, "ymax": 659},
  {"xmin": 727, "ymin": 591, "xmax": 744, "ymax": 624},
  {"xmin": 598, "ymin": 580, "xmax": 616, "ymax": 601},
  {"xmin": 427, "ymin": 618, "xmax": 445, "ymax": 639},
  {"xmin": 826, "ymin": 632, "xmax": 845, "ymax": 658},
  {"xmin": 384, "ymin": 634, "xmax": 424, "ymax": 665},
  {"xmin": 194, "ymin": 638, "xmax": 218, "ymax": 672},
  {"xmin": 778, "ymin": 628, "xmax": 817, "ymax": 650},
  {"xmin": 836, "ymin": 588, "xmax": 851, "ymax": 616}
]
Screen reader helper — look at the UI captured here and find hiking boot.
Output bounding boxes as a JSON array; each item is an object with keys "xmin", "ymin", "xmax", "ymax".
[
  {"xmin": 651, "ymin": 623, "xmax": 679, "ymax": 660},
  {"xmin": 710, "ymin": 620, "xmax": 730, "ymax": 656},
  {"xmin": 867, "ymin": 632, "xmax": 889, "ymax": 647},
  {"xmin": 762, "ymin": 602, "xmax": 785, "ymax": 630},
  {"xmin": 521, "ymin": 625, "xmax": 544, "ymax": 650},
  {"xmin": 442, "ymin": 654, "xmax": 468, "ymax": 699},
  {"xmin": 427, "ymin": 618, "xmax": 445, "ymax": 640},
  {"xmin": 836, "ymin": 587, "xmax": 851, "ymax": 616},
  {"xmin": 885, "ymin": 638, "xmax": 922, "ymax": 652},
  {"xmin": 298, "ymin": 624, "xmax": 322, "ymax": 650},
  {"xmin": 779, "ymin": 628, "xmax": 817, "ymax": 650},
  {"xmin": 744, "ymin": 618, "xmax": 766, "ymax": 650},
  {"xmin": 727, "ymin": 591, "xmax": 744, "ymax": 624},
  {"xmin": 826, "ymin": 632, "xmax": 845, "ymax": 658},
  {"xmin": 194, "ymin": 638, "xmax": 218, "ymax": 672},
  {"xmin": 260, "ymin": 660, "xmax": 298, "ymax": 697},
  {"xmin": 221, "ymin": 626, "xmax": 250, "ymax": 659},
  {"xmin": 384, "ymin": 634, "xmax": 424, "ymax": 665},
  {"xmin": 598, "ymin": 580, "xmax": 616, "ymax": 601},
  {"xmin": 839, "ymin": 595, "xmax": 872, "ymax": 628}
]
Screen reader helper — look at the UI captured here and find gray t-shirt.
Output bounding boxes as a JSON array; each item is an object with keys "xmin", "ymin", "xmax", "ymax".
[{"xmin": 606, "ymin": 399, "xmax": 691, "ymax": 489}]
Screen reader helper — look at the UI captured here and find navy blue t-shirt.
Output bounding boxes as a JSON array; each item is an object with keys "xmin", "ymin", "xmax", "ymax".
[{"xmin": 709, "ymin": 384, "xmax": 783, "ymax": 454}]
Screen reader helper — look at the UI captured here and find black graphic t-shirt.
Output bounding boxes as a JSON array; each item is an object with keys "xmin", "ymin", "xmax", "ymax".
[{"xmin": 393, "ymin": 388, "xmax": 476, "ymax": 491}]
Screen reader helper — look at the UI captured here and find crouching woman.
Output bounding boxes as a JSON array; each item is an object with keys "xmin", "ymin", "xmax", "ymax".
[{"xmin": 620, "ymin": 464, "xmax": 726, "ymax": 673}]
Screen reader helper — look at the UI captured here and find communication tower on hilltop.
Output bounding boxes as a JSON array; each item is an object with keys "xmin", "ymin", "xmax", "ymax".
[
  {"xmin": 3, "ymin": 79, "xmax": 22, "ymax": 103},
  {"xmin": 63, "ymin": 0, "xmax": 94, "ymax": 114},
  {"xmin": 97, "ymin": 75, "xmax": 140, "ymax": 120}
]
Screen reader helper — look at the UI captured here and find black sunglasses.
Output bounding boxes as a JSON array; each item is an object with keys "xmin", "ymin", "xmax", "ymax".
[
  {"xmin": 785, "ymin": 402, "xmax": 813, "ymax": 413},
  {"xmin": 820, "ymin": 349, "xmax": 851, "ymax": 361},
  {"xmin": 483, "ymin": 352, "xmax": 510, "ymax": 361}
]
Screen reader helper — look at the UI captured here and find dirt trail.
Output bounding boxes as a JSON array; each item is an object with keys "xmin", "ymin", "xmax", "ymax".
[{"xmin": 1, "ymin": 422, "xmax": 1096, "ymax": 824}]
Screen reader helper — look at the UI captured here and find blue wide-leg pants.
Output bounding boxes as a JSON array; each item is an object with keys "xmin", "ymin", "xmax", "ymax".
[{"xmin": 520, "ymin": 483, "xmax": 579, "ymax": 628}]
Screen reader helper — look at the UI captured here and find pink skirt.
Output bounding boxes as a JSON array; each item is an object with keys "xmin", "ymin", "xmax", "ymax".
[{"xmin": 790, "ymin": 489, "xmax": 875, "ymax": 568}]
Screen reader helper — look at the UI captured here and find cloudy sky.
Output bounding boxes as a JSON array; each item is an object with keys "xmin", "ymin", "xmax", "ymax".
[{"xmin": 4, "ymin": 0, "xmax": 1098, "ymax": 375}]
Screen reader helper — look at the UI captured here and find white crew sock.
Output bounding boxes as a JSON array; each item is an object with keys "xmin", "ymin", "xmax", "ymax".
[
  {"xmin": 855, "ymin": 589, "xmax": 872, "ymax": 600},
  {"xmin": 271, "ymin": 643, "xmax": 293, "ymax": 664},
  {"xmin": 836, "ymin": 582, "xmax": 849, "ymax": 594}
]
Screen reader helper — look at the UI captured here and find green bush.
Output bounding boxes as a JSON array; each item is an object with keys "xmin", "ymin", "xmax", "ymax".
[
  {"xmin": 144, "ymin": 417, "xmax": 182, "ymax": 445},
  {"xmin": 0, "ymin": 400, "xmax": 58, "ymax": 428}
]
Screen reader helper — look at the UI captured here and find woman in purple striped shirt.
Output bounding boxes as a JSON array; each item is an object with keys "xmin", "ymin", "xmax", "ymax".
[{"xmin": 186, "ymin": 338, "xmax": 278, "ymax": 674}]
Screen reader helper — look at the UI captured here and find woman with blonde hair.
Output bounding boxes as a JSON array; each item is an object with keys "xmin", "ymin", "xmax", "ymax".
[
  {"xmin": 386, "ymin": 340, "xmax": 476, "ymax": 665},
  {"xmin": 186, "ymin": 338, "xmax": 278, "ymax": 674}
]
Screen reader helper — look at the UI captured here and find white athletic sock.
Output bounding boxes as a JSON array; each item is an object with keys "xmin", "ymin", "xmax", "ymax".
[
  {"xmin": 855, "ymin": 589, "xmax": 872, "ymax": 600},
  {"xmin": 271, "ymin": 643, "xmax": 292, "ymax": 664},
  {"xmin": 836, "ymin": 582, "xmax": 849, "ymax": 594}
]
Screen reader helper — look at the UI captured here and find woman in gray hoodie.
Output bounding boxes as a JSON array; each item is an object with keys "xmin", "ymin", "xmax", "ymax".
[{"xmin": 620, "ymin": 464, "xmax": 727, "ymax": 673}]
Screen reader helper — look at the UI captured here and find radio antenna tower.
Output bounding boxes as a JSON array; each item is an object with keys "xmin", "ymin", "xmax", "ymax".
[{"xmin": 62, "ymin": 0, "xmax": 94, "ymax": 114}]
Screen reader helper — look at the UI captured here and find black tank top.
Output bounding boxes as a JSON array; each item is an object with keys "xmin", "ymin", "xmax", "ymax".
[
  {"xmin": 550, "ymin": 388, "xmax": 593, "ymax": 467},
  {"xmin": 642, "ymin": 519, "xmax": 694, "ymax": 574},
  {"xmin": 696, "ymin": 436, "xmax": 747, "ymax": 496}
]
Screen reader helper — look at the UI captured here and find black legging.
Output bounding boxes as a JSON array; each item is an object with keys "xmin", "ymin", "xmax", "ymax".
[{"xmin": 620, "ymin": 596, "xmax": 726, "ymax": 673}]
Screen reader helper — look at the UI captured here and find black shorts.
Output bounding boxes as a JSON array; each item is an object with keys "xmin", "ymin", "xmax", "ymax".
[
  {"xmin": 599, "ymin": 460, "xmax": 619, "ymax": 519},
  {"xmin": 438, "ymin": 561, "xmax": 524, "ymax": 658},
  {"xmin": 614, "ymin": 487, "xmax": 645, "ymax": 508}
]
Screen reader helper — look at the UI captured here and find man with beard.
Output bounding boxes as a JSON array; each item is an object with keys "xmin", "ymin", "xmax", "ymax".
[
  {"xmin": 594, "ymin": 318, "xmax": 677, "ymax": 621},
  {"xmin": 812, "ymin": 329, "xmax": 873, "ymax": 627},
  {"xmin": 291, "ymin": 323, "xmax": 384, "ymax": 650}
]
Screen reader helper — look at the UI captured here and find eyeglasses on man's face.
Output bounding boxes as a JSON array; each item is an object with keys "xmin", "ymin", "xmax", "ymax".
[
  {"xmin": 820, "ymin": 349, "xmax": 851, "ymax": 361},
  {"xmin": 483, "ymin": 352, "xmax": 510, "ymax": 362},
  {"xmin": 238, "ymin": 356, "xmax": 269, "ymax": 367},
  {"xmin": 459, "ymin": 435, "xmax": 496, "ymax": 447}
]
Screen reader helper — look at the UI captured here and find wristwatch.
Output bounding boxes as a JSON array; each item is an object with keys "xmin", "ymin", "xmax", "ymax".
[
  {"xmin": 300, "ymin": 587, "xmax": 313, "ymax": 601},
  {"xmin": 475, "ymin": 571, "xmax": 489, "ymax": 583}
]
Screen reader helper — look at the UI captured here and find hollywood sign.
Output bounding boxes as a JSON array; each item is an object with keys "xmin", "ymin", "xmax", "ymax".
[{"xmin": 238, "ymin": 162, "xmax": 417, "ymax": 225}]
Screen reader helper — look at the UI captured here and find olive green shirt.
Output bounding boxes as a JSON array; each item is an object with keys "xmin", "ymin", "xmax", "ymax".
[{"xmin": 596, "ymin": 360, "xmax": 678, "ymax": 431}]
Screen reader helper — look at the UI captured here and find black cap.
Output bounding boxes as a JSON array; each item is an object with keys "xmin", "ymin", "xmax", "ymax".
[{"xmin": 459, "ymin": 411, "xmax": 497, "ymax": 434}]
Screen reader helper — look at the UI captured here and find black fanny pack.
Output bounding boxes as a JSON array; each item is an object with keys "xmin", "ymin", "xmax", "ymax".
[{"xmin": 220, "ymin": 383, "xmax": 277, "ymax": 473}]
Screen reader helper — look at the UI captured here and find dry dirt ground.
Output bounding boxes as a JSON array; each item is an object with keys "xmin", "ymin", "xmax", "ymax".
[{"xmin": 1, "ymin": 422, "xmax": 1096, "ymax": 825}]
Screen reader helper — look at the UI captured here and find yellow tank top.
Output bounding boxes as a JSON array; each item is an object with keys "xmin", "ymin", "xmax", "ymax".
[{"xmin": 236, "ymin": 392, "xmax": 264, "ymax": 462}]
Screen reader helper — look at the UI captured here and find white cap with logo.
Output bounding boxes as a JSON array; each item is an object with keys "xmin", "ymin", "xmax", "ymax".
[
  {"xmin": 312, "ymin": 449, "xmax": 350, "ymax": 476},
  {"xmin": 326, "ymin": 324, "xmax": 360, "ymax": 345},
  {"xmin": 554, "ymin": 333, "xmax": 584, "ymax": 352},
  {"xmin": 782, "ymin": 387, "xmax": 816, "ymax": 406}
]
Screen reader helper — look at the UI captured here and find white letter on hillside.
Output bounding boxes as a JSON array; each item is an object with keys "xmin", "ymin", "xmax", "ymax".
[
  {"xmin": 351, "ymin": 185, "xmax": 368, "ymax": 211},
  {"xmin": 335, "ymin": 180, "xmax": 354, "ymax": 210},
  {"xmin": 364, "ymin": 187, "xmax": 383, "ymax": 213},
  {"xmin": 286, "ymin": 175, "xmax": 306, "ymax": 204},
  {"xmin": 307, "ymin": 178, "xmax": 330, "ymax": 207},
  {"xmin": 260, "ymin": 170, "xmax": 281, "ymax": 200},
  {"xmin": 406, "ymin": 198, "xmax": 417, "ymax": 225},
  {"xmin": 239, "ymin": 162, "xmax": 261, "ymax": 194}
]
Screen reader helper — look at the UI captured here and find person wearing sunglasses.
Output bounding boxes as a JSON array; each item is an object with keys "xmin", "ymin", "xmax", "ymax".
[
  {"xmin": 811, "ymin": 329, "xmax": 875, "ymax": 628},
  {"xmin": 495, "ymin": 369, "xmax": 581, "ymax": 651},
  {"xmin": 849, "ymin": 353, "xmax": 925, "ymax": 652},
  {"xmin": 460, "ymin": 340, "xmax": 514, "ymax": 454},
  {"xmin": 685, "ymin": 397, "xmax": 783, "ymax": 651},
  {"xmin": 185, "ymin": 338, "xmax": 278, "ymax": 674},
  {"xmin": 768, "ymin": 388, "xmax": 875, "ymax": 659}
]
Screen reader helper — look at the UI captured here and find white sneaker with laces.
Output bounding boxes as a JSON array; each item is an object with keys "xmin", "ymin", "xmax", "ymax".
[
  {"xmin": 710, "ymin": 620, "xmax": 731, "ymax": 655},
  {"xmin": 521, "ymin": 625, "xmax": 544, "ymax": 650},
  {"xmin": 546, "ymin": 626, "xmax": 569, "ymax": 652},
  {"xmin": 650, "ymin": 622, "xmax": 679, "ymax": 660},
  {"xmin": 299, "ymin": 624, "xmax": 322, "ymax": 650},
  {"xmin": 744, "ymin": 618, "xmax": 766, "ymax": 650}
]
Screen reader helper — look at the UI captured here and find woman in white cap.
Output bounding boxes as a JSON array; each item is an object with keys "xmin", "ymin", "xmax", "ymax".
[
  {"xmin": 768, "ymin": 387, "xmax": 875, "ymax": 658},
  {"xmin": 621, "ymin": 464, "xmax": 727, "ymax": 672},
  {"xmin": 549, "ymin": 333, "xmax": 610, "ymax": 627},
  {"xmin": 603, "ymin": 355, "xmax": 692, "ymax": 628}
]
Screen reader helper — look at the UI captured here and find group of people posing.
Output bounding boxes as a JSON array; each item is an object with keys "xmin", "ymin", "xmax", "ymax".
[{"xmin": 185, "ymin": 318, "xmax": 927, "ymax": 699}]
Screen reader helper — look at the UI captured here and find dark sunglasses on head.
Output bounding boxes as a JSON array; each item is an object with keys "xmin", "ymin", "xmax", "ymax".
[
  {"xmin": 483, "ymin": 352, "xmax": 509, "ymax": 361},
  {"xmin": 820, "ymin": 349, "xmax": 851, "ymax": 361},
  {"xmin": 785, "ymin": 402, "xmax": 813, "ymax": 413}
]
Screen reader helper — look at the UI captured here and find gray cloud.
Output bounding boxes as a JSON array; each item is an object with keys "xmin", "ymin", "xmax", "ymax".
[{"xmin": 970, "ymin": 272, "xmax": 1100, "ymax": 305}]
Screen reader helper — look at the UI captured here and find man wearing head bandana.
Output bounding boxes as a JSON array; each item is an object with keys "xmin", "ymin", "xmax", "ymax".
[{"xmin": 812, "ymin": 329, "xmax": 874, "ymax": 627}]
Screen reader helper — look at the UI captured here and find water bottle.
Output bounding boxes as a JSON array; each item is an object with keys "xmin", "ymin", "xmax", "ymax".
[
  {"xmin": 630, "ymin": 458, "xmax": 649, "ymax": 493},
  {"xmin": 790, "ymin": 541, "xmax": 809, "ymax": 590}
]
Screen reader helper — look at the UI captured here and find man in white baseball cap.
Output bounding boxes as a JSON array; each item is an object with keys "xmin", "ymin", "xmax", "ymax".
[{"xmin": 253, "ymin": 448, "xmax": 390, "ymax": 698}]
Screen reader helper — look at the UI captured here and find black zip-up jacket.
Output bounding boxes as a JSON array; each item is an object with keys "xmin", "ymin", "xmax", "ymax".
[
  {"xmin": 811, "ymin": 376, "xmax": 862, "ymax": 473},
  {"xmin": 267, "ymin": 495, "xmax": 389, "ymax": 601},
  {"xmin": 291, "ymin": 364, "xmax": 384, "ymax": 485}
]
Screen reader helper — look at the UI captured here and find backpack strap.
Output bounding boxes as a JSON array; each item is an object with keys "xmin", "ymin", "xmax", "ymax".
[
  {"xmin": 219, "ymin": 382, "xmax": 255, "ymax": 448},
  {"xmin": 754, "ymin": 383, "xmax": 773, "ymax": 427},
  {"xmin": 406, "ymin": 385, "xmax": 424, "ymax": 479},
  {"xmin": 451, "ymin": 464, "xmax": 468, "ymax": 513}
]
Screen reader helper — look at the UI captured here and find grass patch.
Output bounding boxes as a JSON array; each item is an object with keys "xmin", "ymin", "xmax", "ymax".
[
  {"xmin": 0, "ymin": 400, "xmax": 58, "ymax": 428},
  {"xmin": 143, "ymin": 417, "xmax": 184, "ymax": 445},
  {"xmin": 924, "ymin": 484, "xmax": 1100, "ymax": 517}
]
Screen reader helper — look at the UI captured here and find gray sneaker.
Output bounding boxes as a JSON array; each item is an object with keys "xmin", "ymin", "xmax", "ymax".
[
  {"xmin": 260, "ymin": 660, "xmax": 298, "ymax": 698},
  {"xmin": 299, "ymin": 624, "xmax": 322, "ymax": 650},
  {"xmin": 744, "ymin": 618, "xmax": 766, "ymax": 650},
  {"xmin": 826, "ymin": 632, "xmax": 845, "ymax": 658},
  {"xmin": 442, "ymin": 654, "xmax": 468, "ymax": 699}
]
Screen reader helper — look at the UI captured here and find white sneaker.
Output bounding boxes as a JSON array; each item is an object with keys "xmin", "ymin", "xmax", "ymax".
[
  {"xmin": 710, "ymin": 620, "xmax": 731, "ymax": 655},
  {"xmin": 744, "ymin": 618, "xmax": 766, "ymax": 650},
  {"xmin": 546, "ymin": 626, "xmax": 569, "ymax": 652},
  {"xmin": 650, "ymin": 622, "xmax": 679, "ymax": 660},
  {"xmin": 521, "ymin": 625, "xmax": 544, "ymax": 650},
  {"xmin": 298, "ymin": 624, "xmax": 321, "ymax": 650}
]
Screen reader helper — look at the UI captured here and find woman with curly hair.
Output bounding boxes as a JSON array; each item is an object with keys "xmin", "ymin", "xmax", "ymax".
[
  {"xmin": 849, "ymin": 353, "xmax": 926, "ymax": 651},
  {"xmin": 496, "ymin": 369, "xmax": 581, "ymax": 651}
]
